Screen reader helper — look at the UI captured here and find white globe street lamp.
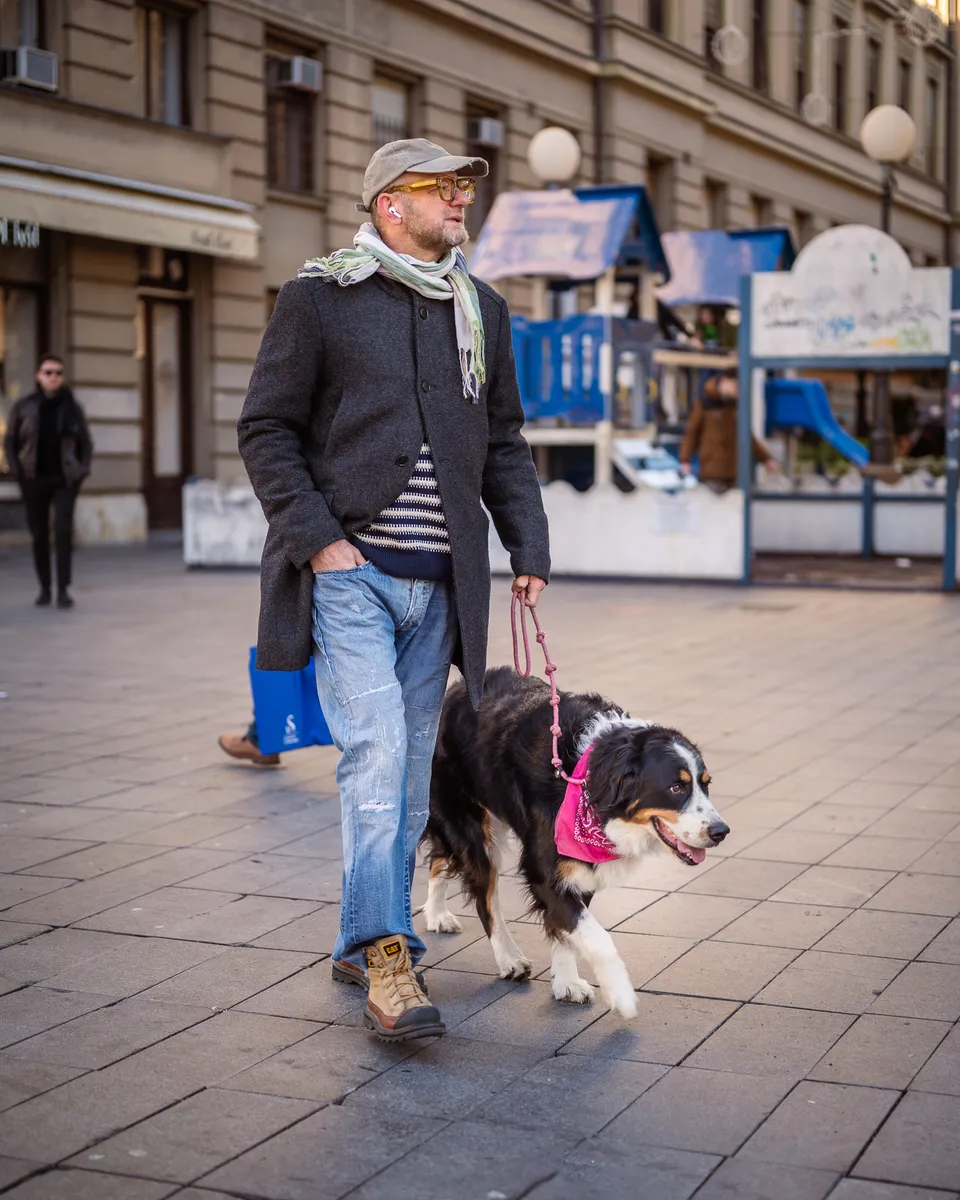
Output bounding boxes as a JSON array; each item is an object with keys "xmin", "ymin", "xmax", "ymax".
[
  {"xmin": 527, "ymin": 126, "xmax": 581, "ymax": 186},
  {"xmin": 858, "ymin": 104, "xmax": 917, "ymax": 469},
  {"xmin": 859, "ymin": 105, "xmax": 917, "ymax": 232}
]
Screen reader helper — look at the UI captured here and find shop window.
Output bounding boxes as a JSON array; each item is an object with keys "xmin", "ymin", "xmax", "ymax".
[
  {"xmin": 135, "ymin": 1, "xmax": 191, "ymax": 126},
  {"xmin": 266, "ymin": 39, "xmax": 320, "ymax": 194},
  {"xmin": 0, "ymin": 285, "xmax": 41, "ymax": 476},
  {"xmin": 372, "ymin": 73, "xmax": 411, "ymax": 148}
]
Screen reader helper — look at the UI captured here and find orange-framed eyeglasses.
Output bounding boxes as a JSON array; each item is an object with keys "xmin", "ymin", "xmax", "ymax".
[{"xmin": 388, "ymin": 176, "xmax": 477, "ymax": 204}]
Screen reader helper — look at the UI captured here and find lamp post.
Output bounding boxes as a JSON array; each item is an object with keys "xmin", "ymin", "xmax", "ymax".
[
  {"xmin": 859, "ymin": 104, "xmax": 917, "ymax": 465},
  {"xmin": 525, "ymin": 126, "xmax": 582, "ymax": 322}
]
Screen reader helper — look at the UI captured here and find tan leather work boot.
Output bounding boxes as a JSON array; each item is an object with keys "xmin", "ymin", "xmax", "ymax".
[{"xmin": 363, "ymin": 935, "xmax": 445, "ymax": 1042}]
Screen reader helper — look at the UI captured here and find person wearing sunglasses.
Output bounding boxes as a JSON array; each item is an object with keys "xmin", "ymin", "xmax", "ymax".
[
  {"xmin": 3, "ymin": 354, "xmax": 93, "ymax": 608},
  {"xmin": 238, "ymin": 138, "xmax": 549, "ymax": 1042}
]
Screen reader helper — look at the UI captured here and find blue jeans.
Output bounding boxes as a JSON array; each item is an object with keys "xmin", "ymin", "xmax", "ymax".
[{"xmin": 311, "ymin": 562, "xmax": 457, "ymax": 970}]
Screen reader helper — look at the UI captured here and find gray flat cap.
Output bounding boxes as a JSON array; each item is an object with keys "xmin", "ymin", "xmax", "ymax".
[{"xmin": 357, "ymin": 138, "xmax": 489, "ymax": 212}]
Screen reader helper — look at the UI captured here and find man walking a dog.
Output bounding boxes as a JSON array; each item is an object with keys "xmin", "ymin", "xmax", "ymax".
[{"xmin": 238, "ymin": 138, "xmax": 549, "ymax": 1041}]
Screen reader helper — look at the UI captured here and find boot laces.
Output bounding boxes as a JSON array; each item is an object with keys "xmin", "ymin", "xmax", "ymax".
[{"xmin": 384, "ymin": 961, "xmax": 427, "ymax": 1011}]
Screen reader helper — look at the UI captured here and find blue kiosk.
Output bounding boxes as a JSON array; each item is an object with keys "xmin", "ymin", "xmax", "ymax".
[{"xmin": 737, "ymin": 225, "xmax": 960, "ymax": 592}]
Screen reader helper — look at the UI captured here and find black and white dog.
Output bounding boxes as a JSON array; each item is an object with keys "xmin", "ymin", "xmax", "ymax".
[{"xmin": 421, "ymin": 667, "xmax": 729, "ymax": 1018}]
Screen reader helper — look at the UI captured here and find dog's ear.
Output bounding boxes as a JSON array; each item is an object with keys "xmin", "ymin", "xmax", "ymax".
[{"xmin": 587, "ymin": 727, "xmax": 651, "ymax": 815}]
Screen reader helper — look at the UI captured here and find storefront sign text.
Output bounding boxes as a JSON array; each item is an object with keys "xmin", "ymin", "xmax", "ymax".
[{"xmin": 0, "ymin": 218, "xmax": 40, "ymax": 249}]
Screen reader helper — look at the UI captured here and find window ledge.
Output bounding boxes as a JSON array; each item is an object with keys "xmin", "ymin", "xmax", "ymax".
[{"xmin": 266, "ymin": 188, "xmax": 328, "ymax": 211}]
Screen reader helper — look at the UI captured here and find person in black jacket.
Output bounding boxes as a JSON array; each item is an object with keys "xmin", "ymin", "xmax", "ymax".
[{"xmin": 3, "ymin": 354, "xmax": 93, "ymax": 608}]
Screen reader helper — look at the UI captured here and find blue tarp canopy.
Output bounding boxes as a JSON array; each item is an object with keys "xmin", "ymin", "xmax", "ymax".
[
  {"xmin": 657, "ymin": 227, "xmax": 796, "ymax": 307},
  {"xmin": 470, "ymin": 184, "xmax": 668, "ymax": 284}
]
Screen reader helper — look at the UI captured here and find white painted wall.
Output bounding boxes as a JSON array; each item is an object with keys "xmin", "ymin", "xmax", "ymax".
[
  {"xmin": 183, "ymin": 480, "xmax": 267, "ymax": 566},
  {"xmin": 489, "ymin": 482, "xmax": 744, "ymax": 580},
  {"xmin": 75, "ymin": 493, "xmax": 147, "ymax": 545}
]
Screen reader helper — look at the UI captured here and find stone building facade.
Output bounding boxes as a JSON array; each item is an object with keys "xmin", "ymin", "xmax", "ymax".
[{"xmin": 0, "ymin": 0, "xmax": 956, "ymax": 541}]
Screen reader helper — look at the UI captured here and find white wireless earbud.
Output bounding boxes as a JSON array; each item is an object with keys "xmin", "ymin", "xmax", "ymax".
[{"xmin": 388, "ymin": 206, "xmax": 401, "ymax": 219}]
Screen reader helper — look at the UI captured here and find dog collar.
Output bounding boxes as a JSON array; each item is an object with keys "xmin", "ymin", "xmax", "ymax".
[{"xmin": 554, "ymin": 744, "xmax": 620, "ymax": 864}]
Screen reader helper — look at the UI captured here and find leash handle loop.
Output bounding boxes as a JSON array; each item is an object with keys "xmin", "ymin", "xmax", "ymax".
[{"xmin": 511, "ymin": 590, "xmax": 582, "ymax": 788}]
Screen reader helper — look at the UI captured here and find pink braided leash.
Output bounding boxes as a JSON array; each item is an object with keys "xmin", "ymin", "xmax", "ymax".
[{"xmin": 511, "ymin": 590, "xmax": 583, "ymax": 787}]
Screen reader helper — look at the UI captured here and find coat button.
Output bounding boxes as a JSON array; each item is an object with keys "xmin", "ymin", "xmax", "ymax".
[
  {"xmin": 396, "ymin": 454, "xmax": 410, "ymax": 466},
  {"xmin": 421, "ymin": 381, "xmax": 430, "ymax": 393},
  {"xmin": 419, "ymin": 307, "xmax": 428, "ymax": 319}
]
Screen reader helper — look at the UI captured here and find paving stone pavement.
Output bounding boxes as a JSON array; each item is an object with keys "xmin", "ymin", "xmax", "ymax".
[{"xmin": 1, "ymin": 544, "xmax": 960, "ymax": 1200}]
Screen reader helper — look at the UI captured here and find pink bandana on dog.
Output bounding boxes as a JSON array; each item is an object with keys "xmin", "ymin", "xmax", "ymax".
[{"xmin": 554, "ymin": 744, "xmax": 620, "ymax": 863}]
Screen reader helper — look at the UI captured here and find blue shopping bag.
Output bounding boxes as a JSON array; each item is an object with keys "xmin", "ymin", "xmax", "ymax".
[{"xmin": 248, "ymin": 648, "xmax": 335, "ymax": 756}]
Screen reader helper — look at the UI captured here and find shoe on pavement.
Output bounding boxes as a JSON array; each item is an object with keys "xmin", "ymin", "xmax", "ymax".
[
  {"xmin": 217, "ymin": 732, "xmax": 280, "ymax": 767},
  {"xmin": 35, "ymin": 589, "xmax": 51, "ymax": 607},
  {"xmin": 56, "ymin": 590, "xmax": 74, "ymax": 609},
  {"xmin": 332, "ymin": 957, "xmax": 428, "ymax": 995},
  {"xmin": 363, "ymin": 935, "xmax": 445, "ymax": 1042}
]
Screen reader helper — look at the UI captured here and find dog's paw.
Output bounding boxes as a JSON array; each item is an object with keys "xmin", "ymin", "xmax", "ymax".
[
  {"xmin": 607, "ymin": 986, "xmax": 639, "ymax": 1020},
  {"xmin": 552, "ymin": 977, "xmax": 594, "ymax": 1005},
  {"xmin": 425, "ymin": 911, "xmax": 462, "ymax": 934},
  {"xmin": 498, "ymin": 955, "xmax": 533, "ymax": 981}
]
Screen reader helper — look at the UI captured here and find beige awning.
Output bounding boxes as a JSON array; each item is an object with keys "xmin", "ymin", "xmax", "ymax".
[{"xmin": 0, "ymin": 156, "xmax": 259, "ymax": 261}]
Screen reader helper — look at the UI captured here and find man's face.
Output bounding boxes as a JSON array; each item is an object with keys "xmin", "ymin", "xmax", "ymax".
[
  {"xmin": 391, "ymin": 174, "xmax": 472, "ymax": 255},
  {"xmin": 36, "ymin": 361, "xmax": 64, "ymax": 397}
]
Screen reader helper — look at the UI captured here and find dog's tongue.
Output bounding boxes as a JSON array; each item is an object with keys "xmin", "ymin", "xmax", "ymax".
[{"xmin": 681, "ymin": 841, "xmax": 707, "ymax": 865}]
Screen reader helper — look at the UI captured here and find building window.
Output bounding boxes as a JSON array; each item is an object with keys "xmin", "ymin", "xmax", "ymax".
[
  {"xmin": 265, "ymin": 40, "xmax": 318, "ymax": 195},
  {"xmin": 0, "ymin": 0, "xmax": 44, "ymax": 46},
  {"xmin": 898, "ymin": 56, "xmax": 912, "ymax": 113},
  {"xmin": 704, "ymin": 179, "xmax": 727, "ymax": 229},
  {"xmin": 372, "ymin": 73, "xmax": 411, "ymax": 148},
  {"xmin": 749, "ymin": 194, "xmax": 772, "ymax": 228},
  {"xmin": 794, "ymin": 210, "xmax": 814, "ymax": 248},
  {"xmin": 135, "ymin": 2, "xmax": 190, "ymax": 126},
  {"xmin": 751, "ymin": 0, "xmax": 768, "ymax": 93},
  {"xmin": 866, "ymin": 36, "xmax": 882, "ymax": 114},
  {"xmin": 647, "ymin": 0, "xmax": 666, "ymax": 35},
  {"xmin": 703, "ymin": 0, "xmax": 722, "ymax": 73},
  {"xmin": 647, "ymin": 156, "xmax": 672, "ymax": 230},
  {"xmin": 832, "ymin": 16, "xmax": 848, "ymax": 134},
  {"xmin": 465, "ymin": 103, "xmax": 503, "ymax": 235},
  {"xmin": 794, "ymin": 0, "xmax": 810, "ymax": 110},
  {"xmin": 925, "ymin": 76, "xmax": 941, "ymax": 178}
]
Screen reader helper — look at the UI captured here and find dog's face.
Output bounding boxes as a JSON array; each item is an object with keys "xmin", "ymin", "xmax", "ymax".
[{"xmin": 586, "ymin": 724, "xmax": 728, "ymax": 865}]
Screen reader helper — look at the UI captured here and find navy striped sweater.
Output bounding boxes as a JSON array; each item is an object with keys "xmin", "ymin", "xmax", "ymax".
[{"xmin": 351, "ymin": 442, "xmax": 452, "ymax": 581}]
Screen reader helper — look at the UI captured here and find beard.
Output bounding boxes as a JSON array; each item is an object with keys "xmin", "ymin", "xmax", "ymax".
[{"xmin": 404, "ymin": 206, "xmax": 470, "ymax": 256}]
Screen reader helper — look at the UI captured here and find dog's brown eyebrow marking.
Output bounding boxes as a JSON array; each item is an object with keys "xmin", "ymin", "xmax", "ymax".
[
  {"xmin": 700, "ymin": 772, "xmax": 711, "ymax": 785},
  {"xmin": 679, "ymin": 769, "xmax": 692, "ymax": 783}
]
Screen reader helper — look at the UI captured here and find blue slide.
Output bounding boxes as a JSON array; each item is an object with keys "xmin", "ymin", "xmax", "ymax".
[{"xmin": 764, "ymin": 379, "xmax": 868, "ymax": 468}]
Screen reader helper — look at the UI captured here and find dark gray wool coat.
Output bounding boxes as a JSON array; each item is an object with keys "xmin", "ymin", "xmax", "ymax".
[{"xmin": 237, "ymin": 270, "xmax": 550, "ymax": 710}]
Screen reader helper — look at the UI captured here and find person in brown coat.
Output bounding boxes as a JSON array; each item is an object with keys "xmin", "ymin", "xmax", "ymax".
[{"xmin": 679, "ymin": 372, "xmax": 775, "ymax": 492}]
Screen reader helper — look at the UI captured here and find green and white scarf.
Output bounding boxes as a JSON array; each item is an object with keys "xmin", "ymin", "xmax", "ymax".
[{"xmin": 299, "ymin": 223, "xmax": 485, "ymax": 401}]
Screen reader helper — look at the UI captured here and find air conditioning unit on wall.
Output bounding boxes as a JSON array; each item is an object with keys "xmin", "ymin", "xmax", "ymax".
[
  {"xmin": 278, "ymin": 56, "xmax": 323, "ymax": 93},
  {"xmin": 0, "ymin": 46, "xmax": 58, "ymax": 91},
  {"xmin": 468, "ymin": 116, "xmax": 505, "ymax": 148}
]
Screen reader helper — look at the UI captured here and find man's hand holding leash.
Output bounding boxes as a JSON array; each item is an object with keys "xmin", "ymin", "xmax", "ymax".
[{"xmin": 512, "ymin": 575, "xmax": 546, "ymax": 608}]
